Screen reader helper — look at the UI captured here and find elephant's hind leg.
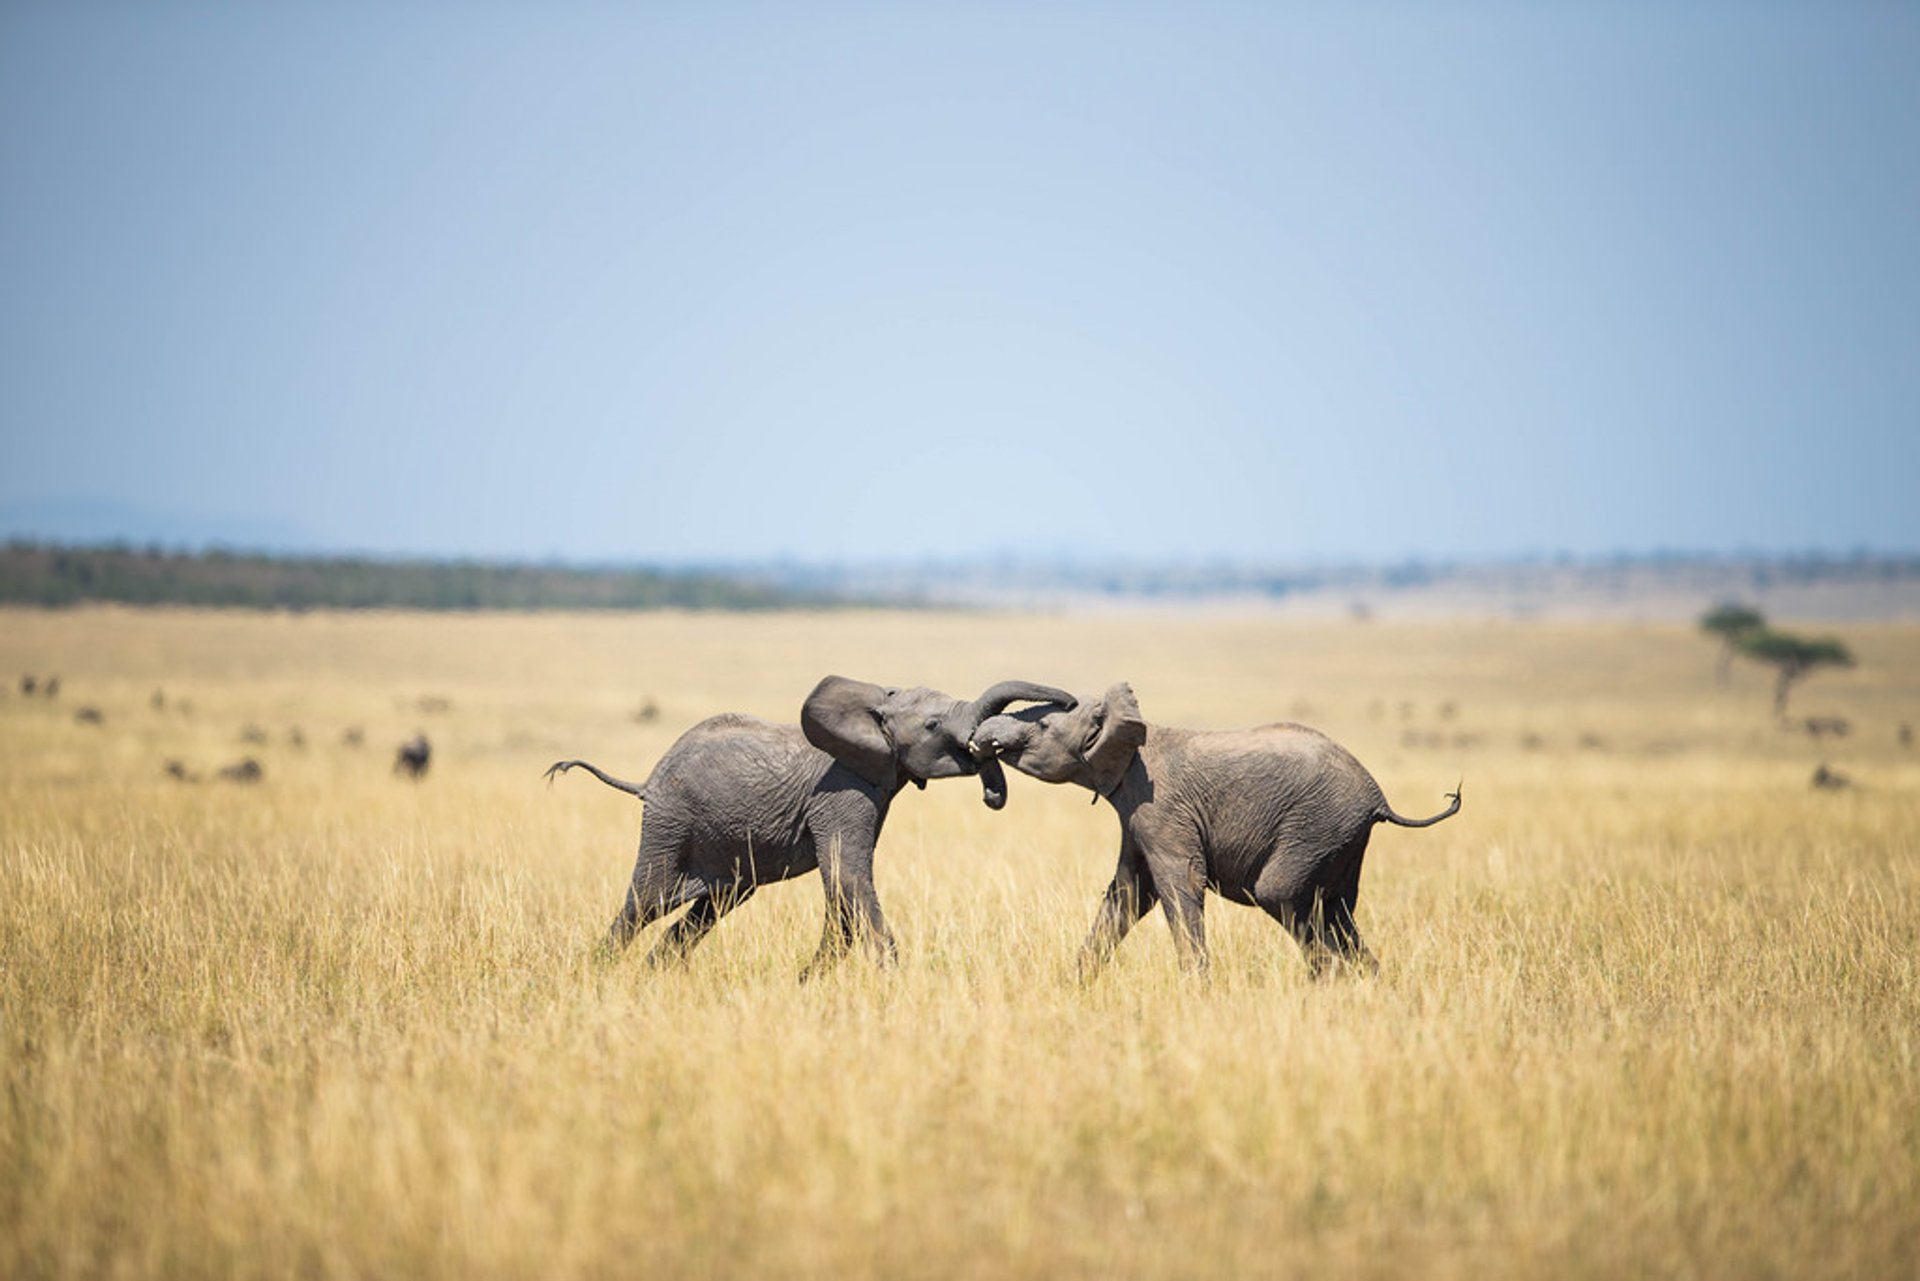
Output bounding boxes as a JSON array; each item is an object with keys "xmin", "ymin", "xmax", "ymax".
[
  {"xmin": 1254, "ymin": 892, "xmax": 1326, "ymax": 976},
  {"xmin": 644, "ymin": 882, "xmax": 757, "ymax": 967},
  {"xmin": 603, "ymin": 874, "xmax": 706, "ymax": 954},
  {"xmin": 1320, "ymin": 835, "xmax": 1379, "ymax": 977},
  {"xmin": 1255, "ymin": 834, "xmax": 1377, "ymax": 979},
  {"xmin": 602, "ymin": 827, "xmax": 704, "ymax": 955},
  {"xmin": 1318, "ymin": 891, "xmax": 1378, "ymax": 977}
]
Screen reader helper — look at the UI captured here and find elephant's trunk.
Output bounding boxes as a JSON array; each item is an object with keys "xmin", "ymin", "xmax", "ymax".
[
  {"xmin": 975, "ymin": 752, "xmax": 1009, "ymax": 810},
  {"xmin": 962, "ymin": 681, "xmax": 1073, "ymax": 810},
  {"xmin": 966, "ymin": 681, "xmax": 1077, "ymax": 729}
]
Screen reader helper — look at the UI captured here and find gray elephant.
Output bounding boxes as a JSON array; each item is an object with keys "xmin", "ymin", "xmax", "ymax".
[
  {"xmin": 548, "ymin": 676, "xmax": 1074, "ymax": 979},
  {"xmin": 974, "ymin": 683, "xmax": 1460, "ymax": 979}
]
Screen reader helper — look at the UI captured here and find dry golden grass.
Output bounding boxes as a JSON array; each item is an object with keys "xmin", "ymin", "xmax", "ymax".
[{"xmin": 2, "ymin": 606, "xmax": 1917, "ymax": 1278}]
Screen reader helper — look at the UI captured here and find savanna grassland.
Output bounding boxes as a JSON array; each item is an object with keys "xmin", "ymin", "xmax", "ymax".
[{"xmin": 2, "ymin": 606, "xmax": 1917, "ymax": 1279}]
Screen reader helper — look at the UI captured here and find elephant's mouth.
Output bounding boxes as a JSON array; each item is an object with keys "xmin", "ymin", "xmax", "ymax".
[{"xmin": 976, "ymin": 752, "xmax": 1008, "ymax": 810}]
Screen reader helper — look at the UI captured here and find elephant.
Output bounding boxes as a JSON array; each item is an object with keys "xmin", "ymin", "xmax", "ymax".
[
  {"xmin": 547, "ymin": 675, "xmax": 1074, "ymax": 979},
  {"xmin": 973, "ymin": 683, "xmax": 1460, "ymax": 980}
]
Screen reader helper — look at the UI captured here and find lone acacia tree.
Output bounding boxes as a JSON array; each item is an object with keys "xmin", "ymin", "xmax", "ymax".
[
  {"xmin": 1698, "ymin": 602, "xmax": 1767, "ymax": 686},
  {"xmin": 1735, "ymin": 628, "xmax": 1855, "ymax": 717}
]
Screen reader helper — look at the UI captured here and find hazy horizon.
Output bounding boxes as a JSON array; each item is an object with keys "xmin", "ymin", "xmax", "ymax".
[{"xmin": 4, "ymin": 5, "xmax": 1917, "ymax": 565}]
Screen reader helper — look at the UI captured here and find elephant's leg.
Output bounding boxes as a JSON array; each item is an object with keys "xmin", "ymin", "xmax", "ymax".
[
  {"xmin": 603, "ymin": 873, "xmax": 704, "ymax": 954},
  {"xmin": 1140, "ymin": 840, "xmax": 1209, "ymax": 976},
  {"xmin": 1254, "ymin": 834, "xmax": 1375, "ymax": 979},
  {"xmin": 1123, "ymin": 817, "xmax": 1209, "ymax": 976},
  {"xmin": 1319, "ymin": 892, "xmax": 1378, "ymax": 977},
  {"xmin": 799, "ymin": 894, "xmax": 859, "ymax": 983},
  {"xmin": 801, "ymin": 831, "xmax": 897, "ymax": 982},
  {"xmin": 644, "ymin": 882, "xmax": 757, "ymax": 967},
  {"xmin": 1257, "ymin": 885, "xmax": 1372, "ymax": 980},
  {"xmin": 1251, "ymin": 856, "xmax": 1333, "ymax": 978},
  {"xmin": 1157, "ymin": 889, "xmax": 1209, "ymax": 975},
  {"xmin": 602, "ymin": 828, "xmax": 701, "ymax": 954},
  {"xmin": 1076, "ymin": 844, "xmax": 1159, "ymax": 983},
  {"xmin": 1318, "ymin": 837, "xmax": 1378, "ymax": 977}
]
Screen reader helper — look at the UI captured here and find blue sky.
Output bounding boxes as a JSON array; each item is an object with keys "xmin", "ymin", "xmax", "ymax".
[{"xmin": 2, "ymin": 3, "xmax": 1915, "ymax": 564}]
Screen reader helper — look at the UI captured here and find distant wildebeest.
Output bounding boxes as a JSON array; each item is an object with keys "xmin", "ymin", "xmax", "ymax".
[
  {"xmin": 973, "ymin": 682, "xmax": 1461, "ymax": 980},
  {"xmin": 632, "ymin": 699, "xmax": 660, "ymax": 724},
  {"xmin": 1901, "ymin": 723, "xmax": 1914, "ymax": 749},
  {"xmin": 18, "ymin": 675, "xmax": 34, "ymax": 696},
  {"xmin": 163, "ymin": 759, "xmax": 199, "ymax": 782},
  {"xmin": 43, "ymin": 676, "xmax": 59, "ymax": 699},
  {"xmin": 394, "ymin": 734, "xmax": 431, "ymax": 779},
  {"xmin": 286, "ymin": 726, "xmax": 307, "ymax": 749},
  {"xmin": 217, "ymin": 758, "xmax": 264, "ymax": 783},
  {"xmin": 341, "ymin": 726, "xmax": 366, "ymax": 748},
  {"xmin": 73, "ymin": 706, "xmax": 103, "ymax": 725},
  {"xmin": 239, "ymin": 724, "xmax": 268, "ymax": 746},
  {"xmin": 1811, "ymin": 763, "xmax": 1851, "ymax": 791},
  {"xmin": 151, "ymin": 689, "xmax": 166, "ymax": 711},
  {"xmin": 547, "ymin": 676, "xmax": 1072, "ymax": 977},
  {"xmin": 1802, "ymin": 716, "xmax": 1850, "ymax": 740}
]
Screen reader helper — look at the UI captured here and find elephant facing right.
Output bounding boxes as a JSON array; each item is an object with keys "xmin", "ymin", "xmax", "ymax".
[{"xmin": 974, "ymin": 683, "xmax": 1461, "ymax": 979}]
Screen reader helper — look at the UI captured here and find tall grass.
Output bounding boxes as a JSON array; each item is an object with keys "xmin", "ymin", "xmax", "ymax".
[{"xmin": 2, "ymin": 608, "xmax": 1916, "ymax": 1277}]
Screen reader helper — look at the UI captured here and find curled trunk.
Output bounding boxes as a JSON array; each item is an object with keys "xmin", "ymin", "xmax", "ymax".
[{"xmin": 962, "ymin": 681, "xmax": 1075, "ymax": 809}]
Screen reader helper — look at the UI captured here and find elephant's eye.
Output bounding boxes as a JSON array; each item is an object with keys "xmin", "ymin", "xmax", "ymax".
[{"xmin": 924, "ymin": 717, "xmax": 941, "ymax": 731}]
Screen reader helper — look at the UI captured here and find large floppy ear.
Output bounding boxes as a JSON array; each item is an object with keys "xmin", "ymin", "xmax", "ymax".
[
  {"xmin": 1085, "ymin": 682, "xmax": 1147, "ymax": 793},
  {"xmin": 801, "ymin": 676, "xmax": 897, "ymax": 790}
]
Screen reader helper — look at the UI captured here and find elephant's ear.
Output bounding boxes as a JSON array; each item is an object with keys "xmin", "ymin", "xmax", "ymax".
[
  {"xmin": 1086, "ymin": 682, "xmax": 1147, "ymax": 793},
  {"xmin": 801, "ymin": 676, "xmax": 897, "ymax": 790}
]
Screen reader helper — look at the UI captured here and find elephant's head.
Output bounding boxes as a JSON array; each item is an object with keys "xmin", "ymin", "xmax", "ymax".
[
  {"xmin": 801, "ymin": 676, "xmax": 1077, "ymax": 809},
  {"xmin": 973, "ymin": 681, "xmax": 1146, "ymax": 797}
]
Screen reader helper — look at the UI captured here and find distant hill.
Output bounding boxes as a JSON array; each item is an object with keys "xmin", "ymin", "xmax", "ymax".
[{"xmin": 0, "ymin": 543, "xmax": 842, "ymax": 611}]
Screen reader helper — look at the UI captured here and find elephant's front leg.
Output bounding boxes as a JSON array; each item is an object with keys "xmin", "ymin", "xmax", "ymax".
[
  {"xmin": 1076, "ymin": 841, "xmax": 1159, "ymax": 983},
  {"xmin": 801, "ymin": 830, "xmax": 898, "ymax": 981},
  {"xmin": 1141, "ymin": 841, "xmax": 1209, "ymax": 977}
]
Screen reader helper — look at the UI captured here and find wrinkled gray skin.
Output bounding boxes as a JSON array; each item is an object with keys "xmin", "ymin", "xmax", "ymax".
[
  {"xmin": 975, "ymin": 683, "xmax": 1460, "ymax": 980},
  {"xmin": 548, "ymin": 676, "xmax": 1074, "ymax": 980}
]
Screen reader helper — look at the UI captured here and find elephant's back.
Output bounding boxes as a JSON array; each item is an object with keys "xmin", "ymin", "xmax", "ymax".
[
  {"xmin": 1188, "ymin": 722, "xmax": 1380, "ymax": 789},
  {"xmin": 652, "ymin": 714, "xmax": 830, "ymax": 814}
]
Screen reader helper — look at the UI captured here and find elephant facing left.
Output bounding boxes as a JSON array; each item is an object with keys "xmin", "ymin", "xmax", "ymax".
[{"xmin": 547, "ymin": 675, "xmax": 1074, "ymax": 980}]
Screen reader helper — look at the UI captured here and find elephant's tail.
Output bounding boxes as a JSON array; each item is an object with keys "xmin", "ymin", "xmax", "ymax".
[
  {"xmin": 1375, "ymin": 783, "xmax": 1461, "ymax": 828},
  {"xmin": 545, "ymin": 758, "xmax": 648, "ymax": 801}
]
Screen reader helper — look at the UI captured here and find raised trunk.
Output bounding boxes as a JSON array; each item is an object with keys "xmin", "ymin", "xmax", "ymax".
[{"xmin": 967, "ymin": 681, "xmax": 1078, "ymax": 725}]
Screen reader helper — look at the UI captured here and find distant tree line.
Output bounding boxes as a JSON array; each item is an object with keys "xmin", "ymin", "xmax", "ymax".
[{"xmin": 0, "ymin": 542, "xmax": 841, "ymax": 611}]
